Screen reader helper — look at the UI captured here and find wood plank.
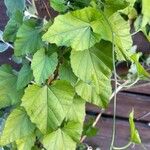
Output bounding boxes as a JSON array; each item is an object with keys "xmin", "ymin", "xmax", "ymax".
[
  {"xmin": 123, "ymin": 82, "xmax": 150, "ymax": 95},
  {"xmin": 86, "ymin": 92, "xmax": 150, "ymax": 122},
  {"xmin": 85, "ymin": 116, "xmax": 150, "ymax": 150}
]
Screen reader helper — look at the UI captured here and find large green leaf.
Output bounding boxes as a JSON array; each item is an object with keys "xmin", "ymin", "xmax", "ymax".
[
  {"xmin": 17, "ymin": 63, "xmax": 33, "ymax": 90},
  {"xmin": 43, "ymin": 7, "xmax": 102, "ymax": 51},
  {"xmin": 0, "ymin": 65, "xmax": 23, "ymax": 109},
  {"xmin": 14, "ymin": 19, "xmax": 43, "ymax": 56},
  {"xmin": 129, "ymin": 110, "xmax": 141, "ymax": 144},
  {"xmin": 3, "ymin": 11, "xmax": 23, "ymax": 42},
  {"xmin": 110, "ymin": 13, "xmax": 133, "ymax": 60},
  {"xmin": 21, "ymin": 80, "xmax": 75, "ymax": 133},
  {"xmin": 0, "ymin": 107, "xmax": 35, "ymax": 145},
  {"xmin": 71, "ymin": 41, "xmax": 112, "ymax": 107},
  {"xmin": 43, "ymin": 121, "xmax": 82, "ymax": 150},
  {"xmin": 31, "ymin": 48, "xmax": 58, "ymax": 84},
  {"xmin": 142, "ymin": 0, "xmax": 150, "ymax": 26},
  {"xmin": 98, "ymin": 13, "xmax": 132, "ymax": 60},
  {"xmin": 16, "ymin": 133, "xmax": 36, "ymax": 150},
  {"xmin": 4, "ymin": 0, "xmax": 25, "ymax": 16}
]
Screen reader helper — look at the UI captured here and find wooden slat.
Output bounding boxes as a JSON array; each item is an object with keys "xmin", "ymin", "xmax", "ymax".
[
  {"xmin": 123, "ymin": 82, "xmax": 150, "ymax": 95},
  {"xmin": 85, "ymin": 116, "xmax": 150, "ymax": 150},
  {"xmin": 87, "ymin": 92, "xmax": 150, "ymax": 122}
]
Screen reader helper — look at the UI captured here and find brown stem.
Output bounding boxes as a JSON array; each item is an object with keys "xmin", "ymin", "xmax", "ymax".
[
  {"xmin": 80, "ymin": 109, "xmax": 105, "ymax": 143},
  {"xmin": 42, "ymin": 0, "xmax": 52, "ymax": 19}
]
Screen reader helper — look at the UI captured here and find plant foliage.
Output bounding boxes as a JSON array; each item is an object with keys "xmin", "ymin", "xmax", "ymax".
[{"xmin": 0, "ymin": 0, "xmax": 150, "ymax": 149}]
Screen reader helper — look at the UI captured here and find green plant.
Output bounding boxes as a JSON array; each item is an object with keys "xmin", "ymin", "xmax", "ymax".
[{"xmin": 0, "ymin": 0, "xmax": 150, "ymax": 150}]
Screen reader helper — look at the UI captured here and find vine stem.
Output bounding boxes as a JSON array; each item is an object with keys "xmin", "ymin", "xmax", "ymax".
[
  {"xmin": 42, "ymin": 0, "xmax": 52, "ymax": 19},
  {"xmin": 113, "ymin": 142, "xmax": 132, "ymax": 150},
  {"xmin": 110, "ymin": 32, "xmax": 117, "ymax": 150},
  {"xmin": 80, "ymin": 109, "xmax": 104, "ymax": 143}
]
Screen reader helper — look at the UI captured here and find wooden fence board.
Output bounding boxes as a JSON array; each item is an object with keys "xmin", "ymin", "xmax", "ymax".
[
  {"xmin": 87, "ymin": 92, "xmax": 150, "ymax": 122},
  {"xmin": 85, "ymin": 116, "xmax": 150, "ymax": 150}
]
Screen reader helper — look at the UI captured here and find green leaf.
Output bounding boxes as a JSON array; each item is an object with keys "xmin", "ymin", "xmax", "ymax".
[
  {"xmin": 71, "ymin": 41, "xmax": 112, "ymax": 107},
  {"xmin": 3, "ymin": 11, "xmax": 23, "ymax": 42},
  {"xmin": 50, "ymin": 0, "xmax": 91, "ymax": 12},
  {"xmin": 0, "ymin": 65, "xmax": 23, "ymax": 109},
  {"xmin": 110, "ymin": 13, "xmax": 133, "ymax": 60},
  {"xmin": 16, "ymin": 133, "xmax": 36, "ymax": 150},
  {"xmin": 99, "ymin": 13, "xmax": 133, "ymax": 60},
  {"xmin": 0, "ymin": 107, "xmax": 35, "ymax": 145},
  {"xmin": 142, "ymin": 0, "xmax": 150, "ymax": 26},
  {"xmin": 103, "ymin": 0, "xmax": 129, "ymax": 17},
  {"xmin": 130, "ymin": 53, "xmax": 150, "ymax": 78},
  {"xmin": 4, "ymin": 0, "xmax": 25, "ymax": 16},
  {"xmin": 43, "ymin": 7, "xmax": 102, "ymax": 51},
  {"xmin": 21, "ymin": 80, "xmax": 75, "ymax": 133},
  {"xmin": 83, "ymin": 118, "xmax": 98, "ymax": 137},
  {"xmin": 43, "ymin": 121, "xmax": 82, "ymax": 150},
  {"xmin": 14, "ymin": 19, "xmax": 43, "ymax": 56},
  {"xmin": 129, "ymin": 110, "xmax": 141, "ymax": 144},
  {"xmin": 59, "ymin": 61, "xmax": 77, "ymax": 85},
  {"xmin": 17, "ymin": 63, "xmax": 33, "ymax": 90},
  {"xmin": 50, "ymin": 0, "xmax": 68, "ymax": 12},
  {"xmin": 31, "ymin": 48, "xmax": 58, "ymax": 84},
  {"xmin": 66, "ymin": 95, "xmax": 85, "ymax": 124}
]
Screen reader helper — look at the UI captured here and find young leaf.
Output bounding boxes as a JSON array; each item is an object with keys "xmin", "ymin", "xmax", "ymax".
[
  {"xmin": 17, "ymin": 63, "xmax": 33, "ymax": 90},
  {"xmin": 4, "ymin": 0, "xmax": 25, "ymax": 16},
  {"xmin": 3, "ymin": 11, "xmax": 23, "ymax": 42},
  {"xmin": 71, "ymin": 41, "xmax": 112, "ymax": 107},
  {"xmin": 42, "ymin": 7, "xmax": 102, "ymax": 51},
  {"xmin": 0, "ymin": 65, "xmax": 23, "ymax": 109},
  {"xmin": 43, "ymin": 121, "xmax": 82, "ymax": 150},
  {"xmin": 130, "ymin": 53, "xmax": 150, "ymax": 78},
  {"xmin": 129, "ymin": 110, "xmax": 141, "ymax": 144},
  {"xmin": 21, "ymin": 80, "xmax": 75, "ymax": 133},
  {"xmin": 0, "ymin": 107, "xmax": 35, "ymax": 146},
  {"xmin": 50, "ymin": 0, "xmax": 68, "ymax": 12},
  {"xmin": 31, "ymin": 48, "xmax": 58, "ymax": 84},
  {"xmin": 16, "ymin": 133, "xmax": 36, "ymax": 150},
  {"xmin": 14, "ymin": 19, "xmax": 43, "ymax": 56}
]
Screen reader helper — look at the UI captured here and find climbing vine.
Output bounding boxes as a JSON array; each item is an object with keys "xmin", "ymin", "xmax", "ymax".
[{"xmin": 0, "ymin": 0, "xmax": 150, "ymax": 150}]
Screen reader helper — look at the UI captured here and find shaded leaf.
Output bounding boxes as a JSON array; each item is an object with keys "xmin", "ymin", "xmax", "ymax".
[
  {"xmin": 59, "ymin": 61, "xmax": 77, "ymax": 85},
  {"xmin": 14, "ymin": 19, "xmax": 43, "ymax": 56},
  {"xmin": 3, "ymin": 11, "xmax": 23, "ymax": 42},
  {"xmin": 4, "ymin": 0, "xmax": 25, "ymax": 16},
  {"xmin": 0, "ymin": 65, "xmax": 23, "ymax": 109},
  {"xmin": 17, "ymin": 63, "xmax": 33, "ymax": 90}
]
